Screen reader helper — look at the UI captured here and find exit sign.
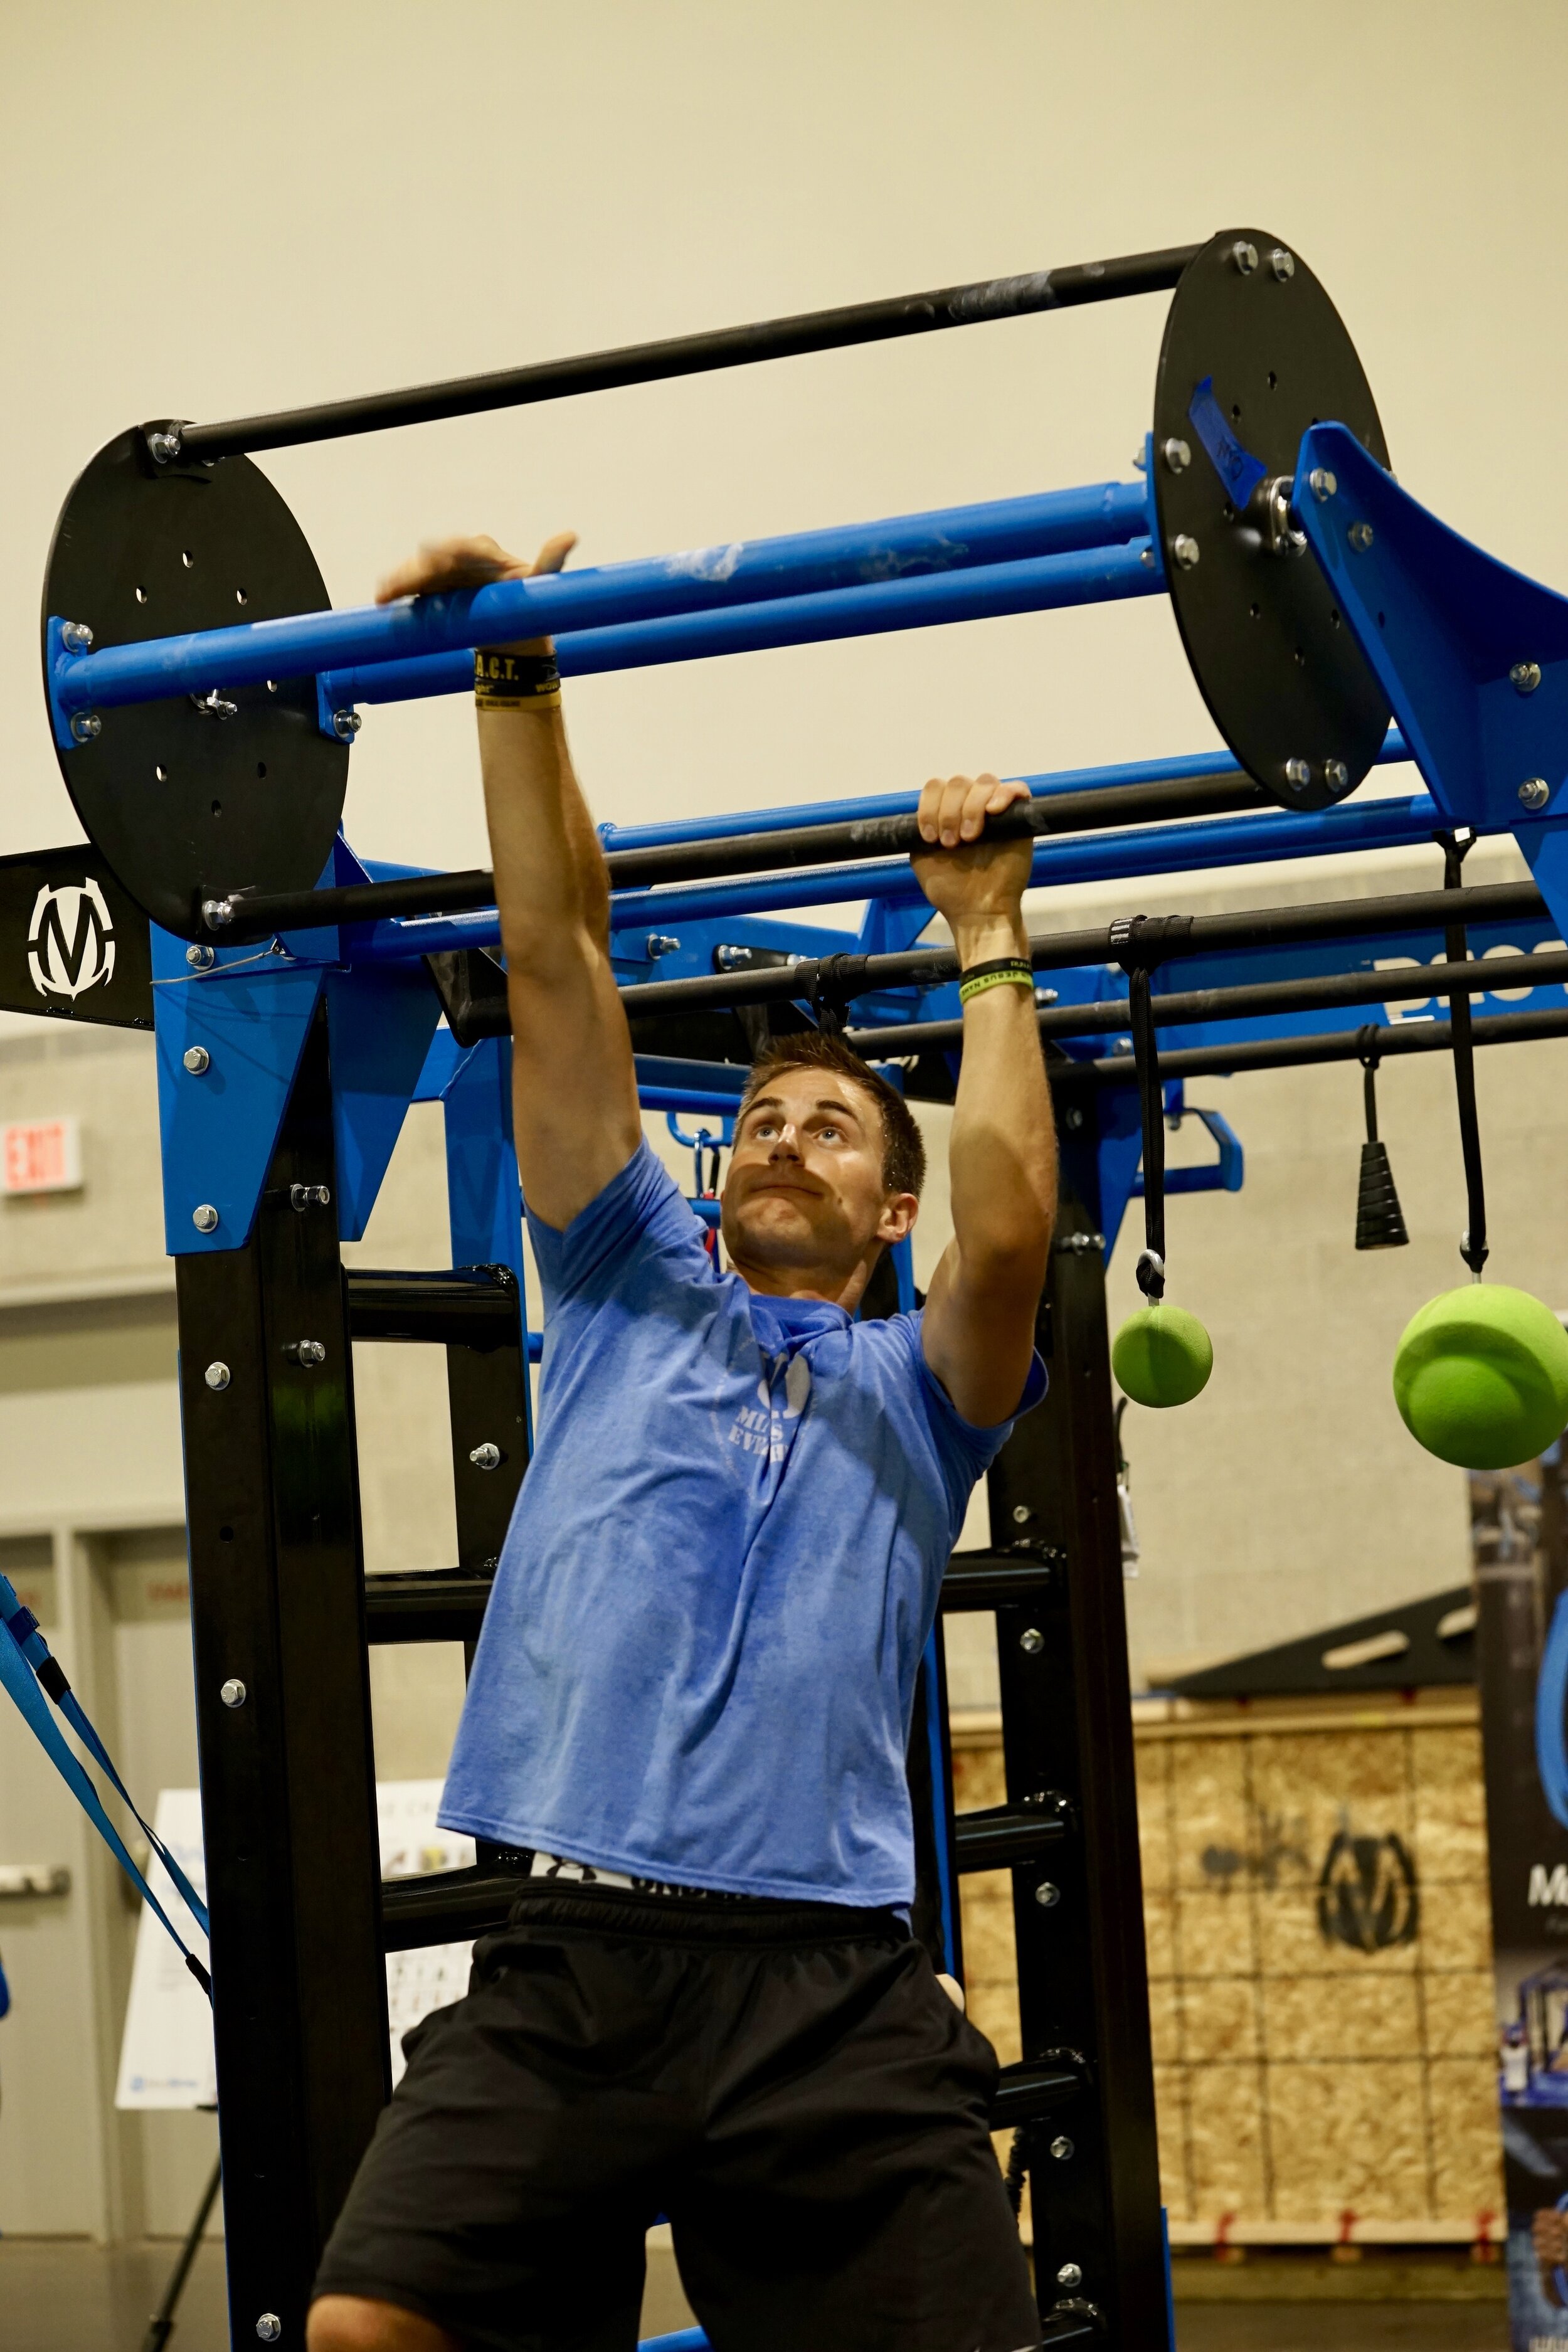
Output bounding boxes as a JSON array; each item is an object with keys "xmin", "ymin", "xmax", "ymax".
[{"xmin": 3, "ymin": 1118, "xmax": 82, "ymax": 1195}]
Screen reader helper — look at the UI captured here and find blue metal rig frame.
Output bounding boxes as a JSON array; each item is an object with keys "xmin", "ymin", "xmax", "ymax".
[{"xmin": 31, "ymin": 281, "xmax": 1568, "ymax": 2352}]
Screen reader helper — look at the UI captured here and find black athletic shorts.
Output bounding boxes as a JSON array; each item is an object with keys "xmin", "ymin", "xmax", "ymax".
[{"xmin": 312, "ymin": 1880, "xmax": 1040, "ymax": 2352}]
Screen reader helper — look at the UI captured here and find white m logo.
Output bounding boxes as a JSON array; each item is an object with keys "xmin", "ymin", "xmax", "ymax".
[{"xmin": 28, "ymin": 879, "xmax": 116, "ymax": 1001}]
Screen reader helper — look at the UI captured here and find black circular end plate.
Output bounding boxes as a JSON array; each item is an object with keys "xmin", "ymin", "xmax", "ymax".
[
  {"xmin": 1153, "ymin": 229, "xmax": 1391, "ymax": 813},
  {"xmin": 41, "ymin": 429, "xmax": 349, "ymax": 940}
]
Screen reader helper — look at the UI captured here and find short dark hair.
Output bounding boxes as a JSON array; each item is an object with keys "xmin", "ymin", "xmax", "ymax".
[{"xmin": 736, "ymin": 1028, "xmax": 926, "ymax": 1199}]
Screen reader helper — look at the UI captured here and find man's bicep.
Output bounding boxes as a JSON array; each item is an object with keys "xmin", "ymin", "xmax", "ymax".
[
  {"xmin": 921, "ymin": 1239, "xmax": 1041, "ymax": 1429},
  {"xmin": 507, "ymin": 953, "xmax": 643, "ymax": 1230}
]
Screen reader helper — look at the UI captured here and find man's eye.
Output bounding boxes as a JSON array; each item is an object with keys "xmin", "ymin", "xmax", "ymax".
[{"xmin": 818, "ymin": 1125, "xmax": 840, "ymax": 1141}]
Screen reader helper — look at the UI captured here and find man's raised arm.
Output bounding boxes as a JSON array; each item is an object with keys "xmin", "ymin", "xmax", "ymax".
[
  {"xmin": 913, "ymin": 775, "xmax": 1057, "ymax": 1427},
  {"xmin": 376, "ymin": 534, "xmax": 642, "ymax": 1231}
]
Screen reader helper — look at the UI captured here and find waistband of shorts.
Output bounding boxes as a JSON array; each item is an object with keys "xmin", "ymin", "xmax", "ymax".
[{"xmin": 487, "ymin": 1877, "xmax": 909, "ymax": 1950}]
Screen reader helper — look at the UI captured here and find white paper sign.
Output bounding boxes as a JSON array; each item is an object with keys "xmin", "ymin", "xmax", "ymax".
[
  {"xmin": 117, "ymin": 1783, "xmax": 477, "ymax": 2111},
  {"xmin": 115, "ymin": 1788, "xmax": 214, "ymax": 2110}
]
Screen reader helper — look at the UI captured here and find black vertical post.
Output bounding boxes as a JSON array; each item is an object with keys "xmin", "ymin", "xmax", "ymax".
[
  {"xmin": 177, "ymin": 1014, "xmax": 388, "ymax": 2348},
  {"xmin": 985, "ymin": 1075, "xmax": 1165, "ymax": 2344}
]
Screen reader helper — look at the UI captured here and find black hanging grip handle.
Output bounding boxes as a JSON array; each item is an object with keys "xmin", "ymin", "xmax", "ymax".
[
  {"xmin": 1437, "ymin": 833, "xmax": 1488, "ymax": 1274},
  {"xmin": 1111, "ymin": 919, "xmax": 1167, "ymax": 1304}
]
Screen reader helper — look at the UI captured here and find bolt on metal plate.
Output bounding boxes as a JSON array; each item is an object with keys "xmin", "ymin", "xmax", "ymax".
[
  {"xmin": 1034, "ymin": 1880, "xmax": 1061, "ymax": 1908},
  {"xmin": 220, "ymin": 1679, "xmax": 246, "ymax": 1709},
  {"xmin": 1519, "ymin": 777, "xmax": 1551, "ymax": 810},
  {"xmin": 1512, "ymin": 660, "xmax": 1543, "ymax": 694},
  {"xmin": 1171, "ymin": 533, "xmax": 1199, "ymax": 569},
  {"xmin": 205, "ymin": 1362, "xmax": 231, "ymax": 1392},
  {"xmin": 1050, "ymin": 2134, "xmax": 1074, "ymax": 2161},
  {"xmin": 183, "ymin": 1046, "xmax": 210, "ymax": 1074},
  {"xmin": 469, "ymin": 1442, "xmax": 503, "ymax": 1471},
  {"xmin": 1348, "ymin": 520, "xmax": 1374, "ymax": 551},
  {"xmin": 192, "ymin": 1204, "xmax": 219, "ymax": 1233}
]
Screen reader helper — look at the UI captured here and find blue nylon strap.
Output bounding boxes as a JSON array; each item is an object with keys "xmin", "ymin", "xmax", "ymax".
[
  {"xmin": 1187, "ymin": 374, "xmax": 1268, "ymax": 511},
  {"xmin": 0, "ymin": 1570, "xmax": 210, "ymax": 1937},
  {"xmin": 0, "ymin": 1569, "xmax": 208, "ymax": 1934},
  {"xmin": 0, "ymin": 1577, "xmax": 211, "ymax": 1986}
]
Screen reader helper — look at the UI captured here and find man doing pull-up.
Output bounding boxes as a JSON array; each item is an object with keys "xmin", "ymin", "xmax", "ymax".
[{"xmin": 309, "ymin": 527, "xmax": 1057, "ymax": 2352}]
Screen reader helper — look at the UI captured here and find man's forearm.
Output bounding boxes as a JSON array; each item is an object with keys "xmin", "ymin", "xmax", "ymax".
[
  {"xmin": 947, "ymin": 912, "xmax": 1057, "ymax": 1274},
  {"xmin": 479, "ymin": 702, "xmax": 612, "ymax": 977}
]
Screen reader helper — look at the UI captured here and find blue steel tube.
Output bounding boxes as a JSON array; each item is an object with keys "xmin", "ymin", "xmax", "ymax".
[
  {"xmin": 53, "ymin": 479, "xmax": 1150, "ymax": 718},
  {"xmin": 356, "ymin": 792, "xmax": 1448, "ymax": 961},
  {"xmin": 593, "ymin": 731, "xmax": 1411, "ymax": 854},
  {"xmin": 308, "ymin": 538, "xmax": 1160, "ymax": 715}
]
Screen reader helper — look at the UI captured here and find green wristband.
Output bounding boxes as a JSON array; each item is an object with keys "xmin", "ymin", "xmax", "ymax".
[{"xmin": 957, "ymin": 958, "xmax": 1034, "ymax": 1006}]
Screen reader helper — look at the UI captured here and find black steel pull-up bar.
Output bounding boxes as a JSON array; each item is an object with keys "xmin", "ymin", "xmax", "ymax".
[
  {"xmin": 619, "ymin": 878, "xmax": 1554, "ymax": 1024},
  {"xmin": 1098, "ymin": 1007, "xmax": 1568, "ymax": 1084},
  {"xmin": 845, "ymin": 945, "xmax": 1568, "ymax": 1059},
  {"xmin": 199, "ymin": 766, "xmax": 1269, "ymax": 938},
  {"xmin": 166, "ymin": 244, "xmax": 1199, "ymax": 462}
]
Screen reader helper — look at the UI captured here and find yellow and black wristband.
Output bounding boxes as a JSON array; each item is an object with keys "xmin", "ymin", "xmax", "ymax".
[
  {"xmin": 474, "ymin": 647, "xmax": 561, "ymax": 710},
  {"xmin": 957, "ymin": 956, "xmax": 1035, "ymax": 1006}
]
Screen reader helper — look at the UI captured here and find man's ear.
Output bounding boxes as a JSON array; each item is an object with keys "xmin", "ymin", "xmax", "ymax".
[{"xmin": 876, "ymin": 1192, "xmax": 919, "ymax": 1245}]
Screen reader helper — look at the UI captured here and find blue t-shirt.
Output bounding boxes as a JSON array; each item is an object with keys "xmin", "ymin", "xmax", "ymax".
[{"xmin": 439, "ymin": 1141, "xmax": 1043, "ymax": 1906}]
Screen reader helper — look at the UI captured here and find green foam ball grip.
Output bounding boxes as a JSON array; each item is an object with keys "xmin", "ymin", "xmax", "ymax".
[
  {"xmin": 1392, "ymin": 1283, "xmax": 1568, "ymax": 1470},
  {"xmin": 1111, "ymin": 1303, "xmax": 1214, "ymax": 1410}
]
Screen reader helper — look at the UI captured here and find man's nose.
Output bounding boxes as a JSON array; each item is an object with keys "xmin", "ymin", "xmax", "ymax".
[{"xmin": 768, "ymin": 1121, "xmax": 802, "ymax": 1158}]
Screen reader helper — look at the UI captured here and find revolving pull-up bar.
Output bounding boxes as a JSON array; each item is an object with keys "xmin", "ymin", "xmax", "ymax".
[
  {"xmin": 39, "ymin": 227, "xmax": 1397, "ymax": 942},
  {"xmin": 152, "ymin": 242, "xmax": 1202, "ymax": 462}
]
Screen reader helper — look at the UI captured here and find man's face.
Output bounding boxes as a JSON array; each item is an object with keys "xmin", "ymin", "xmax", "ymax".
[{"xmin": 720, "ymin": 1064, "xmax": 916, "ymax": 1282}]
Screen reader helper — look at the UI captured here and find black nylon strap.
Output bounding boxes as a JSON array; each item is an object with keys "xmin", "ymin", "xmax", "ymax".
[
  {"xmin": 1356, "ymin": 1024, "xmax": 1382, "ymax": 1143},
  {"xmin": 1436, "ymin": 833, "xmax": 1488, "ymax": 1274},
  {"xmin": 1112, "ymin": 918, "xmax": 1166, "ymax": 1303}
]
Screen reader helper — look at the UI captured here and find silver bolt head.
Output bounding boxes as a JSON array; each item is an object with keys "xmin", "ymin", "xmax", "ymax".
[
  {"xmin": 331, "ymin": 707, "xmax": 362, "ymax": 741},
  {"xmin": 220, "ymin": 1678, "xmax": 246, "ymax": 1710},
  {"xmin": 1512, "ymin": 660, "xmax": 1543, "ymax": 694},
  {"xmin": 1348, "ymin": 520, "xmax": 1374, "ymax": 551},
  {"xmin": 1064, "ymin": 1106, "xmax": 1084, "ymax": 1130},
  {"xmin": 1056, "ymin": 2262, "xmax": 1084, "ymax": 2289},
  {"xmin": 1034, "ymin": 987, "xmax": 1058, "ymax": 1005},
  {"xmin": 1162, "ymin": 437, "xmax": 1190, "ymax": 474},
  {"xmin": 470, "ymin": 1442, "xmax": 503, "ymax": 1471},
  {"xmin": 1284, "ymin": 758, "xmax": 1312, "ymax": 788},
  {"xmin": 1268, "ymin": 246, "xmax": 1295, "ymax": 281},
  {"xmin": 715, "ymin": 944, "xmax": 750, "ymax": 970},
  {"xmin": 204, "ymin": 1362, "xmax": 231, "ymax": 1392},
  {"xmin": 1050, "ymin": 2134, "xmax": 1074, "ymax": 2161},
  {"xmin": 1309, "ymin": 467, "xmax": 1337, "ymax": 502},
  {"xmin": 1020, "ymin": 1626, "xmax": 1045, "ymax": 1655},
  {"xmin": 183, "ymin": 1045, "xmax": 211, "ymax": 1074},
  {"xmin": 61, "ymin": 620, "xmax": 95, "ymax": 652},
  {"xmin": 1231, "ymin": 239, "xmax": 1259, "ymax": 275},
  {"xmin": 1012, "ymin": 1503, "xmax": 1032, "ymax": 1524},
  {"xmin": 1034, "ymin": 1880, "xmax": 1062, "ymax": 1908},
  {"xmin": 192, "ymin": 1204, "xmax": 220, "ymax": 1234},
  {"xmin": 255, "ymin": 2318, "xmax": 282, "ymax": 2344},
  {"xmin": 646, "ymin": 934, "xmax": 681, "ymax": 959},
  {"xmin": 295, "ymin": 1339, "xmax": 326, "ymax": 1368},
  {"xmin": 186, "ymin": 943, "xmax": 216, "ymax": 970},
  {"xmin": 1323, "ymin": 760, "xmax": 1350, "ymax": 793},
  {"xmin": 69, "ymin": 712, "xmax": 102, "ymax": 744},
  {"xmin": 201, "ymin": 899, "xmax": 234, "ymax": 929},
  {"xmin": 1172, "ymin": 534, "xmax": 1200, "ymax": 571},
  {"xmin": 148, "ymin": 430, "xmax": 183, "ymax": 465},
  {"xmin": 1520, "ymin": 776, "xmax": 1552, "ymax": 810}
]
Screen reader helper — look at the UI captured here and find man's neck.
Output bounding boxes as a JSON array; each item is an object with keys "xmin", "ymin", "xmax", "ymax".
[{"xmin": 728, "ymin": 1253, "xmax": 871, "ymax": 1314}]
